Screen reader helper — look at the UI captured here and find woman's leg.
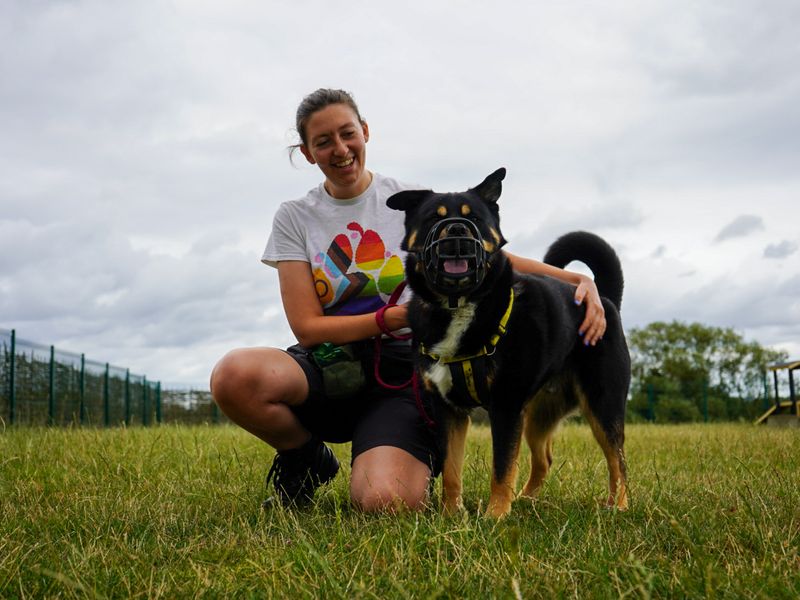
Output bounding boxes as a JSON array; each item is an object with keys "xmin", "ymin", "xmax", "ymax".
[
  {"xmin": 210, "ymin": 347, "xmax": 311, "ymax": 450},
  {"xmin": 350, "ymin": 446, "xmax": 432, "ymax": 512},
  {"xmin": 210, "ymin": 346, "xmax": 339, "ymax": 506}
]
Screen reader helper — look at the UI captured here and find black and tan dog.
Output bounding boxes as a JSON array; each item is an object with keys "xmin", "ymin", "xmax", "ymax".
[{"xmin": 387, "ymin": 168, "xmax": 630, "ymax": 518}]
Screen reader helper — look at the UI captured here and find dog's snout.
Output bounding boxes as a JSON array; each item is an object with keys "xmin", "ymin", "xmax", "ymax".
[{"xmin": 445, "ymin": 222, "xmax": 469, "ymax": 237}]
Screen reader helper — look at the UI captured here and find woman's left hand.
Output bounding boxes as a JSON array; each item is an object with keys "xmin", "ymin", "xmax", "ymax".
[{"xmin": 574, "ymin": 275, "xmax": 606, "ymax": 346}]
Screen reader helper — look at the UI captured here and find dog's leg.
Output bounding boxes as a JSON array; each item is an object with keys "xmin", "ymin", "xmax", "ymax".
[
  {"xmin": 486, "ymin": 408, "xmax": 524, "ymax": 519},
  {"xmin": 520, "ymin": 416, "xmax": 555, "ymax": 499},
  {"xmin": 441, "ymin": 411, "xmax": 470, "ymax": 514},
  {"xmin": 520, "ymin": 383, "xmax": 574, "ymax": 499},
  {"xmin": 579, "ymin": 394, "xmax": 628, "ymax": 510}
]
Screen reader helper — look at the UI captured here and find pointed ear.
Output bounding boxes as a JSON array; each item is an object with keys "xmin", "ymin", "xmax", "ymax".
[
  {"xmin": 386, "ymin": 189, "xmax": 431, "ymax": 213},
  {"xmin": 473, "ymin": 167, "xmax": 506, "ymax": 204}
]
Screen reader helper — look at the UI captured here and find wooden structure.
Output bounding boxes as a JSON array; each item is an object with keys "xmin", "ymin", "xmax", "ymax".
[{"xmin": 755, "ymin": 360, "xmax": 800, "ymax": 426}]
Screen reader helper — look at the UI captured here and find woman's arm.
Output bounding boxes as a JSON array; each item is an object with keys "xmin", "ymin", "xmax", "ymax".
[
  {"xmin": 504, "ymin": 251, "xmax": 606, "ymax": 346},
  {"xmin": 278, "ymin": 261, "xmax": 408, "ymax": 347}
]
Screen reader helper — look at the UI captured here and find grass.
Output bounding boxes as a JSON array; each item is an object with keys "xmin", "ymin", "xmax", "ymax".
[{"xmin": 1, "ymin": 422, "xmax": 798, "ymax": 599}]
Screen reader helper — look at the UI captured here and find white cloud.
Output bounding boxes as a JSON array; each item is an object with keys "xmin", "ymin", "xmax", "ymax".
[{"xmin": 2, "ymin": 0, "xmax": 799, "ymax": 385}]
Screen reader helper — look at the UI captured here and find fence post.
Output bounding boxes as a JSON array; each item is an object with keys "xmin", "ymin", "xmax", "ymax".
[
  {"xmin": 104, "ymin": 362, "xmax": 110, "ymax": 428},
  {"xmin": 124, "ymin": 369, "xmax": 131, "ymax": 426},
  {"xmin": 762, "ymin": 371, "xmax": 770, "ymax": 410},
  {"xmin": 9, "ymin": 329, "xmax": 16, "ymax": 425},
  {"xmin": 79, "ymin": 353, "xmax": 86, "ymax": 426},
  {"xmin": 647, "ymin": 383, "xmax": 656, "ymax": 422},
  {"xmin": 156, "ymin": 381, "xmax": 161, "ymax": 424},
  {"xmin": 49, "ymin": 345, "xmax": 56, "ymax": 426},
  {"xmin": 142, "ymin": 376, "xmax": 148, "ymax": 426}
]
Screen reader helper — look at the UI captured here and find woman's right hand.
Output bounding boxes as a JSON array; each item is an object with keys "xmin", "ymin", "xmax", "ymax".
[{"xmin": 277, "ymin": 261, "xmax": 411, "ymax": 347}]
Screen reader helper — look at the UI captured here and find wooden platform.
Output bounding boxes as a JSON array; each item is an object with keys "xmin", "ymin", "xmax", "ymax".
[
  {"xmin": 755, "ymin": 401, "xmax": 800, "ymax": 426},
  {"xmin": 756, "ymin": 359, "xmax": 799, "ymax": 426}
]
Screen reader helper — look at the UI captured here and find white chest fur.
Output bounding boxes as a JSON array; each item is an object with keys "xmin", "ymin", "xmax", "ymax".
[{"xmin": 423, "ymin": 303, "xmax": 476, "ymax": 400}]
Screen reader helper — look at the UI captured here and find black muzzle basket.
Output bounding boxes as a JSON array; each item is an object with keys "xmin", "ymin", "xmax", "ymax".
[{"xmin": 420, "ymin": 217, "xmax": 487, "ymax": 305}]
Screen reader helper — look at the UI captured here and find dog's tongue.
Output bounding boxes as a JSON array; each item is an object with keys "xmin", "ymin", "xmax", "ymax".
[{"xmin": 443, "ymin": 259, "xmax": 468, "ymax": 274}]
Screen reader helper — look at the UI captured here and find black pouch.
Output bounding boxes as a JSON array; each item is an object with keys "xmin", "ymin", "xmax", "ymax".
[{"xmin": 311, "ymin": 342, "xmax": 366, "ymax": 400}]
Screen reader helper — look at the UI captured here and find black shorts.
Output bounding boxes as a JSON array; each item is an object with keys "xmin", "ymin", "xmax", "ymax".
[{"xmin": 285, "ymin": 340, "xmax": 441, "ymax": 476}]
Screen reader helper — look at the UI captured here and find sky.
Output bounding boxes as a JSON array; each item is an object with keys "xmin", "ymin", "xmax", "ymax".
[{"xmin": 1, "ymin": 0, "xmax": 798, "ymax": 387}]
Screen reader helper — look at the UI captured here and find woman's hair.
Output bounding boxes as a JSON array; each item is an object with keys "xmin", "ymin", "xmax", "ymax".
[{"xmin": 289, "ymin": 88, "xmax": 364, "ymax": 160}]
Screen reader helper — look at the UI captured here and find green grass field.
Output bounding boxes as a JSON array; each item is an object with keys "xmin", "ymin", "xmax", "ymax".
[{"xmin": 1, "ymin": 423, "xmax": 798, "ymax": 599}]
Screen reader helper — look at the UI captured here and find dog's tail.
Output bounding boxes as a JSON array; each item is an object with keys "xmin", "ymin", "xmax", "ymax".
[{"xmin": 543, "ymin": 231, "xmax": 624, "ymax": 310}]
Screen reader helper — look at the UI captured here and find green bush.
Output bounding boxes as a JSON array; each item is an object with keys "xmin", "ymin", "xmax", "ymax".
[{"xmin": 654, "ymin": 396, "xmax": 701, "ymax": 423}]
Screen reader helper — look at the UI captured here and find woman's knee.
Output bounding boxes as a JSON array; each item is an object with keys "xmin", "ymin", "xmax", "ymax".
[
  {"xmin": 210, "ymin": 347, "xmax": 301, "ymax": 409},
  {"xmin": 351, "ymin": 482, "xmax": 428, "ymax": 512},
  {"xmin": 351, "ymin": 479, "xmax": 429, "ymax": 513},
  {"xmin": 350, "ymin": 447, "xmax": 432, "ymax": 512}
]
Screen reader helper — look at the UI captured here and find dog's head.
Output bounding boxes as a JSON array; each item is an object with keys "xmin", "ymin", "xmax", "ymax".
[{"xmin": 387, "ymin": 168, "xmax": 508, "ymax": 306}]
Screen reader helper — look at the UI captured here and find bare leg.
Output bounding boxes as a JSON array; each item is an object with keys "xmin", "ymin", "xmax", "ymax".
[
  {"xmin": 210, "ymin": 347, "xmax": 311, "ymax": 450},
  {"xmin": 350, "ymin": 446, "xmax": 432, "ymax": 512},
  {"xmin": 213, "ymin": 347, "xmax": 432, "ymax": 512}
]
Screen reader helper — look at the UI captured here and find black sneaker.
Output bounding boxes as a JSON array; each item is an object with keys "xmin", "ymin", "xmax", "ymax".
[{"xmin": 264, "ymin": 437, "xmax": 339, "ymax": 507}]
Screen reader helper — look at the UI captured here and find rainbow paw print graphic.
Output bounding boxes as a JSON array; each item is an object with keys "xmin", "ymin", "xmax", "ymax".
[{"xmin": 313, "ymin": 222, "xmax": 404, "ymax": 315}]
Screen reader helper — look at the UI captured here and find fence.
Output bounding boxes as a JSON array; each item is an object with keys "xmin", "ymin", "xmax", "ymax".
[
  {"xmin": 0, "ymin": 329, "xmax": 224, "ymax": 427},
  {"xmin": 628, "ymin": 376, "xmax": 772, "ymax": 423}
]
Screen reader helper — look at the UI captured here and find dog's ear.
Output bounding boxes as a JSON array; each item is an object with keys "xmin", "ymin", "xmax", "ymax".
[
  {"xmin": 473, "ymin": 168, "xmax": 506, "ymax": 204},
  {"xmin": 386, "ymin": 189, "xmax": 431, "ymax": 213}
]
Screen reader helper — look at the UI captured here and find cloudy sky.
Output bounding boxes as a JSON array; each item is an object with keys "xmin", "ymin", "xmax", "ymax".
[{"xmin": 2, "ymin": 0, "xmax": 798, "ymax": 387}]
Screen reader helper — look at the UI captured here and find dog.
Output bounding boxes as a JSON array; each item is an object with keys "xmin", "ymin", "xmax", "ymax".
[{"xmin": 386, "ymin": 168, "xmax": 630, "ymax": 518}]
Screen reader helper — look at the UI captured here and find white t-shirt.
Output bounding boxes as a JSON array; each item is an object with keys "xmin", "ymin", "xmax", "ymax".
[{"xmin": 262, "ymin": 173, "xmax": 420, "ymax": 316}]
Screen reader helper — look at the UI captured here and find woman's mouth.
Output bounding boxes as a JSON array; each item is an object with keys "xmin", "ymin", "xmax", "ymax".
[{"xmin": 333, "ymin": 157, "xmax": 354, "ymax": 168}]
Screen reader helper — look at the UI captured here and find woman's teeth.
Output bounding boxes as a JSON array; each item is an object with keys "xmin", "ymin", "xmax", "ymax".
[{"xmin": 334, "ymin": 158, "xmax": 354, "ymax": 168}]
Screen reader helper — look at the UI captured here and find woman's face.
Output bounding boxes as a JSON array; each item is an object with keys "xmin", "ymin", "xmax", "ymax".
[{"xmin": 300, "ymin": 103, "xmax": 371, "ymax": 199}]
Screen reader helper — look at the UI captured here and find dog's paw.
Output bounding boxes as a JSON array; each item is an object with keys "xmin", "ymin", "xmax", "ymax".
[
  {"xmin": 484, "ymin": 500, "xmax": 512, "ymax": 519},
  {"xmin": 442, "ymin": 498, "xmax": 465, "ymax": 516},
  {"xmin": 518, "ymin": 485, "xmax": 541, "ymax": 501},
  {"xmin": 598, "ymin": 494, "xmax": 629, "ymax": 511}
]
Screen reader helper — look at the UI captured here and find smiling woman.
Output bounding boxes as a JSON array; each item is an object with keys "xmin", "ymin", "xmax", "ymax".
[{"xmin": 298, "ymin": 104, "xmax": 372, "ymax": 199}]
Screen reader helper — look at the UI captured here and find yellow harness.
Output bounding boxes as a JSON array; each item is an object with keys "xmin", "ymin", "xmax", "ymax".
[{"xmin": 420, "ymin": 288, "xmax": 515, "ymax": 407}]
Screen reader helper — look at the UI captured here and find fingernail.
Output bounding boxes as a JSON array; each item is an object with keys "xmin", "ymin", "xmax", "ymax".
[
  {"xmin": 579, "ymin": 331, "xmax": 584, "ymax": 336},
  {"xmin": 574, "ymin": 300, "xmax": 581, "ymax": 305},
  {"xmin": 584, "ymin": 339, "xmax": 590, "ymax": 346}
]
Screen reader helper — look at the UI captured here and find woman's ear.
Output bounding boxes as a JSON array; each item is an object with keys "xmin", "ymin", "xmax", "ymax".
[
  {"xmin": 362, "ymin": 121, "xmax": 370, "ymax": 143},
  {"xmin": 299, "ymin": 144, "xmax": 316, "ymax": 165}
]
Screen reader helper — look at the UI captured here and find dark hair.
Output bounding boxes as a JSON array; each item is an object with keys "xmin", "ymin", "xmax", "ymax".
[{"xmin": 289, "ymin": 88, "xmax": 365, "ymax": 160}]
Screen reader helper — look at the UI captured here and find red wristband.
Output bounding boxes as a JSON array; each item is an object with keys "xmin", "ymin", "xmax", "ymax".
[{"xmin": 375, "ymin": 304, "xmax": 412, "ymax": 341}]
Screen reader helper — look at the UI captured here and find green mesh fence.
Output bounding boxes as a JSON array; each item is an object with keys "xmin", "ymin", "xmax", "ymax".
[{"xmin": 1, "ymin": 329, "xmax": 224, "ymax": 427}]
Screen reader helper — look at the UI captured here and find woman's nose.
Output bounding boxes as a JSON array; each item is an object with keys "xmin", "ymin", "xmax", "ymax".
[{"xmin": 333, "ymin": 136, "xmax": 348, "ymax": 155}]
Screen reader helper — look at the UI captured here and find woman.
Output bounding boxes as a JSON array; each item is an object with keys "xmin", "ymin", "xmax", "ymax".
[{"xmin": 210, "ymin": 89, "xmax": 606, "ymax": 512}]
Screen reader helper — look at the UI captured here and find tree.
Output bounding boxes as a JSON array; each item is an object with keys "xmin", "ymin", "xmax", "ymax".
[{"xmin": 627, "ymin": 321, "xmax": 788, "ymax": 422}]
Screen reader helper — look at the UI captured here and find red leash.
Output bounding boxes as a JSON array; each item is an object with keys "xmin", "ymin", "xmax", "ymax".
[{"xmin": 373, "ymin": 282, "xmax": 436, "ymax": 428}]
